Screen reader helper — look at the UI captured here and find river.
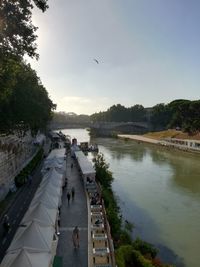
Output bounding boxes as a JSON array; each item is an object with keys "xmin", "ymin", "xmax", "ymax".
[{"xmin": 62, "ymin": 129, "xmax": 200, "ymax": 267}]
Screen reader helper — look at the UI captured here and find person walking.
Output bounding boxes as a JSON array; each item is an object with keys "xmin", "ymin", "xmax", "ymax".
[
  {"xmin": 3, "ymin": 214, "xmax": 10, "ymax": 233},
  {"xmin": 71, "ymin": 186, "xmax": 75, "ymax": 200},
  {"xmin": 67, "ymin": 191, "xmax": 71, "ymax": 204},
  {"xmin": 72, "ymin": 226, "xmax": 80, "ymax": 248},
  {"xmin": 28, "ymin": 174, "xmax": 32, "ymax": 185}
]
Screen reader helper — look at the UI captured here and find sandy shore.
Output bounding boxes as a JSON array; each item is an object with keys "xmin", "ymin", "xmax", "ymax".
[{"xmin": 118, "ymin": 134, "xmax": 159, "ymax": 144}]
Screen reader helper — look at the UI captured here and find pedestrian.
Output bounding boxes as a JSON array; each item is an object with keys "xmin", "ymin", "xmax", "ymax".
[
  {"xmin": 71, "ymin": 186, "xmax": 75, "ymax": 200},
  {"xmin": 72, "ymin": 226, "xmax": 80, "ymax": 248},
  {"xmin": 3, "ymin": 214, "xmax": 10, "ymax": 233},
  {"xmin": 67, "ymin": 191, "xmax": 71, "ymax": 204},
  {"xmin": 71, "ymin": 163, "xmax": 73, "ymax": 169},
  {"xmin": 28, "ymin": 174, "xmax": 32, "ymax": 185}
]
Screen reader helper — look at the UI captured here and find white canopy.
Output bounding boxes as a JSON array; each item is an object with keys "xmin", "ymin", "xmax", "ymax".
[
  {"xmin": 8, "ymin": 220, "xmax": 54, "ymax": 252},
  {"xmin": 47, "ymin": 149, "xmax": 66, "ymax": 161},
  {"xmin": 37, "ymin": 180, "xmax": 61, "ymax": 197},
  {"xmin": 22, "ymin": 202, "xmax": 57, "ymax": 227},
  {"xmin": 42, "ymin": 168, "xmax": 63, "ymax": 183},
  {"xmin": 75, "ymin": 151, "xmax": 96, "ymax": 176},
  {"xmin": 31, "ymin": 190, "xmax": 60, "ymax": 209},
  {"xmin": 42, "ymin": 159, "xmax": 66, "ymax": 175},
  {"xmin": 1, "ymin": 248, "xmax": 52, "ymax": 267}
]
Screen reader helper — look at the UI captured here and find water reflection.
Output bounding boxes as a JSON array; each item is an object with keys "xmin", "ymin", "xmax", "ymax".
[
  {"xmin": 94, "ymin": 137, "xmax": 200, "ymax": 267},
  {"xmin": 148, "ymin": 147, "xmax": 200, "ymax": 196},
  {"xmin": 96, "ymin": 138, "xmax": 147, "ymax": 162},
  {"xmin": 61, "ymin": 129, "xmax": 200, "ymax": 267}
]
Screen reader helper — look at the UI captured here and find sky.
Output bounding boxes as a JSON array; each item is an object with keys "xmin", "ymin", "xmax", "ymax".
[{"xmin": 30, "ymin": 0, "xmax": 200, "ymax": 115}]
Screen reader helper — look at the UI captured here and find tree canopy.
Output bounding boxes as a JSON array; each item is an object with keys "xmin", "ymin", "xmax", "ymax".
[
  {"xmin": 91, "ymin": 104, "xmax": 146, "ymax": 123},
  {"xmin": 0, "ymin": 0, "xmax": 48, "ymax": 59},
  {"xmin": 0, "ymin": 57, "xmax": 56, "ymax": 134},
  {"xmin": 91, "ymin": 99, "xmax": 200, "ymax": 134},
  {"xmin": 0, "ymin": 0, "xmax": 55, "ymax": 135}
]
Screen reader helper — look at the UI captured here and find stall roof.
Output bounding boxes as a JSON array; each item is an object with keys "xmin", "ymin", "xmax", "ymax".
[
  {"xmin": 8, "ymin": 220, "xmax": 54, "ymax": 252},
  {"xmin": 1, "ymin": 248, "xmax": 52, "ymax": 267},
  {"xmin": 31, "ymin": 190, "xmax": 60, "ymax": 209},
  {"xmin": 22, "ymin": 202, "xmax": 57, "ymax": 226},
  {"xmin": 75, "ymin": 151, "xmax": 95, "ymax": 175},
  {"xmin": 47, "ymin": 149, "xmax": 66, "ymax": 160}
]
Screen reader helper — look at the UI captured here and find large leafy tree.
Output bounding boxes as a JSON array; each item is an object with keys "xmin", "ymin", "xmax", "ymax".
[
  {"xmin": 0, "ymin": 0, "xmax": 48, "ymax": 59},
  {"xmin": 0, "ymin": 59, "xmax": 56, "ymax": 134},
  {"xmin": 0, "ymin": 0, "xmax": 56, "ymax": 135},
  {"xmin": 151, "ymin": 103, "xmax": 171, "ymax": 129}
]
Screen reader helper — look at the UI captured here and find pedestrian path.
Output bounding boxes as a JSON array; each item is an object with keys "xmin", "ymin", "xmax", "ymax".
[{"xmin": 56, "ymin": 155, "xmax": 88, "ymax": 267}]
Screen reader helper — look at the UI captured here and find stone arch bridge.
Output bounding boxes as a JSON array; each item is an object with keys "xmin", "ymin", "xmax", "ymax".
[{"xmin": 90, "ymin": 121, "xmax": 150, "ymax": 137}]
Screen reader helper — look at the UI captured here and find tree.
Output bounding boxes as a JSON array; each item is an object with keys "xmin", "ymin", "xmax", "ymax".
[
  {"xmin": 93, "ymin": 153, "xmax": 113, "ymax": 188},
  {"xmin": 0, "ymin": 58, "xmax": 56, "ymax": 134},
  {"xmin": 0, "ymin": 0, "xmax": 49, "ymax": 59},
  {"xmin": 129, "ymin": 104, "xmax": 146, "ymax": 122},
  {"xmin": 151, "ymin": 103, "xmax": 171, "ymax": 130}
]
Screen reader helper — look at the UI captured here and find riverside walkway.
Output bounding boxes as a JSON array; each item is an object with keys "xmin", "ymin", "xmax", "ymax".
[
  {"xmin": 56, "ymin": 153, "xmax": 88, "ymax": 267},
  {"xmin": 118, "ymin": 134, "xmax": 159, "ymax": 144}
]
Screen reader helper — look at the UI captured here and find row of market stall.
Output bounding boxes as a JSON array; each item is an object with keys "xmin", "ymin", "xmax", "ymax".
[
  {"xmin": 74, "ymin": 151, "xmax": 115, "ymax": 267},
  {"xmin": 1, "ymin": 149, "xmax": 66, "ymax": 267}
]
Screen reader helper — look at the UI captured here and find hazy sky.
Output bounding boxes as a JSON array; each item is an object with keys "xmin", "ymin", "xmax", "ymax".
[{"xmin": 30, "ymin": 0, "xmax": 200, "ymax": 115}]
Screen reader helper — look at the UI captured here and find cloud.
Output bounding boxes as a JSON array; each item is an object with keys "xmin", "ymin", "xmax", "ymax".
[{"xmin": 57, "ymin": 96, "xmax": 111, "ymax": 115}]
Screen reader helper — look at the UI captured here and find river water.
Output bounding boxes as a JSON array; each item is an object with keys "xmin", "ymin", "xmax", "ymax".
[{"xmin": 62, "ymin": 129, "xmax": 200, "ymax": 267}]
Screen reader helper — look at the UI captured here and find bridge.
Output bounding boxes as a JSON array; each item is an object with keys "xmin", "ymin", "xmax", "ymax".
[
  {"xmin": 90, "ymin": 121, "xmax": 150, "ymax": 137},
  {"xmin": 91, "ymin": 121, "xmax": 149, "ymax": 129}
]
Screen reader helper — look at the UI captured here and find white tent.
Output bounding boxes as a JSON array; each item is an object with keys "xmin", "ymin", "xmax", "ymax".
[
  {"xmin": 39, "ymin": 169, "xmax": 63, "ymax": 190},
  {"xmin": 1, "ymin": 248, "xmax": 52, "ymax": 267},
  {"xmin": 75, "ymin": 151, "xmax": 96, "ymax": 183},
  {"xmin": 42, "ymin": 159, "xmax": 66, "ymax": 175},
  {"xmin": 22, "ymin": 202, "xmax": 57, "ymax": 227},
  {"xmin": 42, "ymin": 168, "xmax": 63, "ymax": 185},
  {"xmin": 47, "ymin": 149, "xmax": 66, "ymax": 161},
  {"xmin": 8, "ymin": 220, "xmax": 54, "ymax": 252},
  {"xmin": 30, "ymin": 190, "xmax": 60, "ymax": 209},
  {"xmin": 37, "ymin": 180, "xmax": 61, "ymax": 197}
]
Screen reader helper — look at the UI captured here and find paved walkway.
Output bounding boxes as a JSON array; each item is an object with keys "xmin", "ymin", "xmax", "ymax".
[
  {"xmin": 56, "ymin": 154, "xmax": 88, "ymax": 267},
  {"xmin": 118, "ymin": 134, "xmax": 159, "ymax": 144}
]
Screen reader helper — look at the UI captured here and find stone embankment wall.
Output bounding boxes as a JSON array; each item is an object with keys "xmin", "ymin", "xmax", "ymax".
[{"xmin": 0, "ymin": 133, "xmax": 36, "ymax": 200}]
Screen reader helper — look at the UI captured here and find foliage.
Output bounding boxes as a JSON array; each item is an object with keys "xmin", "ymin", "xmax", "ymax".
[
  {"xmin": 151, "ymin": 103, "xmax": 171, "ymax": 130},
  {"xmin": 151, "ymin": 99, "xmax": 200, "ymax": 133},
  {"xmin": 93, "ymin": 153, "xmax": 113, "ymax": 188},
  {"xmin": 116, "ymin": 245, "xmax": 174, "ymax": 267},
  {"xmin": 91, "ymin": 99, "xmax": 200, "ymax": 134},
  {"xmin": 0, "ymin": 57, "xmax": 56, "ymax": 134},
  {"xmin": 91, "ymin": 104, "xmax": 147, "ymax": 122},
  {"xmin": 132, "ymin": 238, "xmax": 158, "ymax": 259},
  {"xmin": 0, "ymin": 0, "xmax": 48, "ymax": 59},
  {"xmin": 0, "ymin": 0, "xmax": 54, "ymax": 135},
  {"xmin": 102, "ymin": 188, "xmax": 122, "ymax": 240},
  {"xmin": 125, "ymin": 220, "xmax": 134, "ymax": 232},
  {"xmin": 15, "ymin": 147, "xmax": 43, "ymax": 187},
  {"xmin": 116, "ymin": 245, "xmax": 155, "ymax": 267},
  {"xmin": 115, "ymin": 245, "xmax": 134, "ymax": 267}
]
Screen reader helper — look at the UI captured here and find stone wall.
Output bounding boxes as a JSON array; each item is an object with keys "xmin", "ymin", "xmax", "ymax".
[{"xmin": 0, "ymin": 133, "xmax": 36, "ymax": 201}]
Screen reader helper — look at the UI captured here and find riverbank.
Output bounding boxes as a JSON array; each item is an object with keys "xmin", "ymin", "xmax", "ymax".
[
  {"xmin": 118, "ymin": 130, "xmax": 200, "ymax": 154},
  {"xmin": 118, "ymin": 134, "xmax": 159, "ymax": 144}
]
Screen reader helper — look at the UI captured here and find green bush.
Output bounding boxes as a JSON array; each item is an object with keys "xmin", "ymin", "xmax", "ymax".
[
  {"xmin": 132, "ymin": 238, "xmax": 158, "ymax": 259},
  {"xmin": 130, "ymin": 249, "xmax": 156, "ymax": 267},
  {"xmin": 15, "ymin": 148, "xmax": 43, "ymax": 187}
]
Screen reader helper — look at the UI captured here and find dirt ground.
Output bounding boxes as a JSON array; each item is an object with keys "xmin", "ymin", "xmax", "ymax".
[{"xmin": 143, "ymin": 129, "xmax": 200, "ymax": 140}]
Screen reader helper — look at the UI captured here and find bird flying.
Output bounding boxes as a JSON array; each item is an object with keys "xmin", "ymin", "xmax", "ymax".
[{"xmin": 93, "ymin": 58, "xmax": 99, "ymax": 64}]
